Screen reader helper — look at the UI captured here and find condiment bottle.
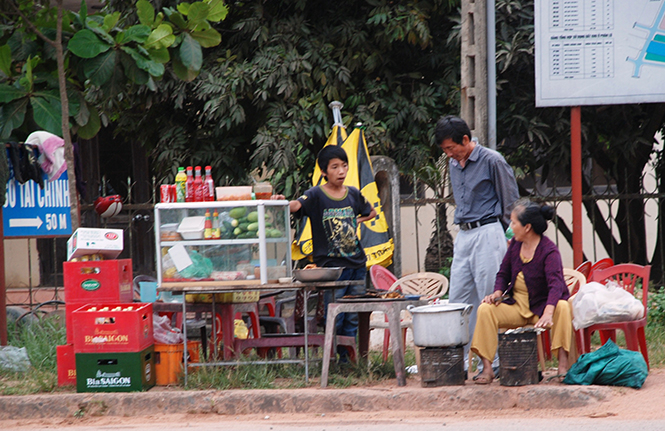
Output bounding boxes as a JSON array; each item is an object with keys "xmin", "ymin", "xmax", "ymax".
[
  {"xmin": 185, "ymin": 166, "xmax": 194, "ymax": 202},
  {"xmin": 193, "ymin": 166, "xmax": 204, "ymax": 202},
  {"xmin": 212, "ymin": 209, "xmax": 221, "ymax": 239},
  {"xmin": 204, "ymin": 209, "xmax": 212, "ymax": 239},
  {"xmin": 175, "ymin": 167, "xmax": 187, "ymax": 202},
  {"xmin": 204, "ymin": 165, "xmax": 215, "ymax": 201}
]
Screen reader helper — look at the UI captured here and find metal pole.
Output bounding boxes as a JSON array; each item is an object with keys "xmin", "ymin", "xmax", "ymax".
[
  {"xmin": 487, "ymin": 0, "xmax": 497, "ymax": 150},
  {"xmin": 571, "ymin": 106, "xmax": 583, "ymax": 267},
  {"xmin": 0, "ymin": 207, "xmax": 6, "ymax": 345}
]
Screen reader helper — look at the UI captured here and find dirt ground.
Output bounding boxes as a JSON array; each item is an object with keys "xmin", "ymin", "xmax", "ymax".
[{"xmin": 1, "ymin": 368, "xmax": 664, "ymax": 429}]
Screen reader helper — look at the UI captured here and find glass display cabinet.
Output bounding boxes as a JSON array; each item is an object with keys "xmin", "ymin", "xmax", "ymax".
[{"xmin": 154, "ymin": 200, "xmax": 291, "ymax": 288}]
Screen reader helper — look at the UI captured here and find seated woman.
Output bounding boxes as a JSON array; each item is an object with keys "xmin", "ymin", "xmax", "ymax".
[{"xmin": 471, "ymin": 199, "xmax": 572, "ymax": 384}]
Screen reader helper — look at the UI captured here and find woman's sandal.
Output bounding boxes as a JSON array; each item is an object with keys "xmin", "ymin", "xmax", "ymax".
[
  {"xmin": 473, "ymin": 374, "xmax": 494, "ymax": 385},
  {"xmin": 546, "ymin": 374, "xmax": 566, "ymax": 383}
]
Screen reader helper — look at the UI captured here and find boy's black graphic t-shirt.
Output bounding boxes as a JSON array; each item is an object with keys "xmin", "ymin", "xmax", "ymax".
[{"xmin": 296, "ymin": 185, "xmax": 372, "ymax": 269}]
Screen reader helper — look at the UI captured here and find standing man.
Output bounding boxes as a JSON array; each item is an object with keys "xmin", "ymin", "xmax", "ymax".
[{"xmin": 435, "ymin": 115, "xmax": 519, "ymax": 375}]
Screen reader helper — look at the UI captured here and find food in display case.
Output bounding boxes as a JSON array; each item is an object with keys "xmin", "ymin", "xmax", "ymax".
[
  {"xmin": 253, "ymin": 182, "xmax": 273, "ymax": 200},
  {"xmin": 155, "ymin": 201, "xmax": 292, "ymax": 285},
  {"xmin": 216, "ymin": 186, "xmax": 252, "ymax": 201}
]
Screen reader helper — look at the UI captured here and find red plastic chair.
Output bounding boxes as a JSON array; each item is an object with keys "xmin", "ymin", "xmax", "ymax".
[
  {"xmin": 583, "ymin": 263, "xmax": 651, "ymax": 369},
  {"xmin": 588, "ymin": 258, "xmax": 614, "ymax": 280},
  {"xmin": 575, "ymin": 261, "xmax": 592, "ymax": 280},
  {"xmin": 370, "ymin": 265, "xmax": 398, "ymax": 291},
  {"xmin": 369, "ymin": 265, "xmax": 401, "ymax": 362}
]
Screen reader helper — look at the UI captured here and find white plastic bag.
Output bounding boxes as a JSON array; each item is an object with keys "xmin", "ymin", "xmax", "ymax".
[
  {"xmin": 0, "ymin": 346, "xmax": 31, "ymax": 372},
  {"xmin": 153, "ymin": 313, "xmax": 184, "ymax": 344},
  {"xmin": 572, "ymin": 281, "xmax": 644, "ymax": 330}
]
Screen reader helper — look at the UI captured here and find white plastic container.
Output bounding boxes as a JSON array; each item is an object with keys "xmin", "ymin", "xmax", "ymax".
[{"xmin": 177, "ymin": 216, "xmax": 206, "ymax": 240}]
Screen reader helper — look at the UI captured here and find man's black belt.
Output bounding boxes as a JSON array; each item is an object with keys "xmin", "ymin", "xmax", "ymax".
[{"xmin": 458, "ymin": 217, "xmax": 500, "ymax": 231}]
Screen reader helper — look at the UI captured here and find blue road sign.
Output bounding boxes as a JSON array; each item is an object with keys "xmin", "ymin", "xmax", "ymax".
[{"xmin": 3, "ymin": 170, "xmax": 72, "ymax": 237}]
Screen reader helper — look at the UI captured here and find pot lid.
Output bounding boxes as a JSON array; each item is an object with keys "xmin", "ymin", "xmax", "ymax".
[{"xmin": 409, "ymin": 302, "xmax": 470, "ymax": 314}]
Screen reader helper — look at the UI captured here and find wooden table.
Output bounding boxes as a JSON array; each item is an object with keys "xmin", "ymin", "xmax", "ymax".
[
  {"xmin": 157, "ymin": 280, "xmax": 363, "ymax": 384},
  {"xmin": 320, "ymin": 298, "xmax": 426, "ymax": 388}
]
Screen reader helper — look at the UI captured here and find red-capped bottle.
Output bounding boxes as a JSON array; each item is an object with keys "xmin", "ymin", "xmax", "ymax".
[
  {"xmin": 185, "ymin": 166, "xmax": 195, "ymax": 202},
  {"xmin": 193, "ymin": 166, "xmax": 204, "ymax": 202},
  {"xmin": 204, "ymin": 165, "xmax": 215, "ymax": 201}
]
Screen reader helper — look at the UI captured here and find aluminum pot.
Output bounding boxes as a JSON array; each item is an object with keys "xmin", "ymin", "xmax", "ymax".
[{"xmin": 407, "ymin": 302, "xmax": 473, "ymax": 347}]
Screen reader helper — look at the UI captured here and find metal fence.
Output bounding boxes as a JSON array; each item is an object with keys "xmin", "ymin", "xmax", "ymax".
[
  {"xmin": 401, "ymin": 165, "xmax": 665, "ymax": 287},
  {"xmin": 9, "ymin": 163, "xmax": 665, "ymax": 311},
  {"xmin": 8, "ymin": 175, "xmax": 158, "ymax": 310}
]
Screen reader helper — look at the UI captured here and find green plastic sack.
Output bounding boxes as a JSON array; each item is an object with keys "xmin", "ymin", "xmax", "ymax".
[
  {"xmin": 563, "ymin": 339, "xmax": 648, "ymax": 388},
  {"xmin": 179, "ymin": 250, "xmax": 213, "ymax": 279}
]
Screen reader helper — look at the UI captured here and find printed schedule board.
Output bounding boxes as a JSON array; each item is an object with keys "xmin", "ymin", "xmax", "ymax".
[
  {"xmin": 3, "ymin": 170, "xmax": 72, "ymax": 237},
  {"xmin": 535, "ymin": 0, "xmax": 665, "ymax": 107}
]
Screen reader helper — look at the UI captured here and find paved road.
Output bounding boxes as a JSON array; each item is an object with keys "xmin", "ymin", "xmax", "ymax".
[{"xmin": 4, "ymin": 416, "xmax": 665, "ymax": 431}]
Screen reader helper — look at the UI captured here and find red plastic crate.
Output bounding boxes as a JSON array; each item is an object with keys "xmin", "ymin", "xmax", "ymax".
[
  {"xmin": 63, "ymin": 259, "xmax": 133, "ymax": 305},
  {"xmin": 71, "ymin": 303, "xmax": 154, "ymax": 353},
  {"xmin": 57, "ymin": 344, "xmax": 76, "ymax": 386},
  {"xmin": 65, "ymin": 304, "xmax": 80, "ymax": 344}
]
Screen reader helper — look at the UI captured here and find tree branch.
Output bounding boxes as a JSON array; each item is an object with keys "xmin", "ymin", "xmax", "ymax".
[{"xmin": 6, "ymin": 0, "xmax": 57, "ymax": 48}]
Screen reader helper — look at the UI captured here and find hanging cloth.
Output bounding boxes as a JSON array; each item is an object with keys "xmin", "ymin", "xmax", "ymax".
[
  {"xmin": 7, "ymin": 142, "xmax": 44, "ymax": 189},
  {"xmin": 25, "ymin": 131, "xmax": 66, "ymax": 181}
]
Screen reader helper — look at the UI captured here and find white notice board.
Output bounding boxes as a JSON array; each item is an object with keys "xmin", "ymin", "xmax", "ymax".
[{"xmin": 535, "ymin": 0, "xmax": 665, "ymax": 107}]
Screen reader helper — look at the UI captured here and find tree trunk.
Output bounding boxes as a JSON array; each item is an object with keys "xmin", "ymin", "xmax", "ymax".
[
  {"xmin": 424, "ymin": 202, "xmax": 454, "ymax": 274},
  {"xmin": 55, "ymin": 1, "xmax": 80, "ymax": 230}
]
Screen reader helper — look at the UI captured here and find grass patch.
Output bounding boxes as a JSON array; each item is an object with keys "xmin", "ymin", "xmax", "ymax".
[
  {"xmin": 183, "ymin": 347, "xmax": 406, "ymax": 390},
  {"xmin": 0, "ymin": 313, "xmax": 66, "ymax": 395}
]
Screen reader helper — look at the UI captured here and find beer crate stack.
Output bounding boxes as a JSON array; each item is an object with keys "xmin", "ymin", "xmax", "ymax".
[{"xmin": 56, "ymin": 228, "xmax": 155, "ymax": 392}]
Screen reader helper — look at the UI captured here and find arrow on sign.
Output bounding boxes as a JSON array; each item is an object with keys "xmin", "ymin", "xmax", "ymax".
[{"xmin": 9, "ymin": 216, "xmax": 43, "ymax": 229}]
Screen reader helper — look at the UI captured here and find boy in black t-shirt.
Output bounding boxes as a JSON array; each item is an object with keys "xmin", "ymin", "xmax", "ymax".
[{"xmin": 273, "ymin": 146, "xmax": 376, "ymax": 352}]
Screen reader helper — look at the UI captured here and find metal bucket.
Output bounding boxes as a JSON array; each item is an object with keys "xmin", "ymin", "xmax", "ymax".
[
  {"xmin": 498, "ymin": 331, "xmax": 539, "ymax": 386},
  {"xmin": 419, "ymin": 346, "xmax": 465, "ymax": 387}
]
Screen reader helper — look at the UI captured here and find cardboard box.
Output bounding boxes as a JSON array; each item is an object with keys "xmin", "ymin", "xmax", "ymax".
[
  {"xmin": 71, "ymin": 302, "xmax": 153, "ymax": 353},
  {"xmin": 67, "ymin": 228, "xmax": 124, "ymax": 261},
  {"xmin": 185, "ymin": 291, "xmax": 260, "ymax": 304},
  {"xmin": 75, "ymin": 346, "xmax": 155, "ymax": 392},
  {"xmin": 63, "ymin": 259, "xmax": 133, "ymax": 305},
  {"xmin": 56, "ymin": 344, "xmax": 76, "ymax": 386}
]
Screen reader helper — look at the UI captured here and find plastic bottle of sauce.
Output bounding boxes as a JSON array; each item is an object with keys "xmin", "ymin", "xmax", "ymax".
[
  {"xmin": 253, "ymin": 182, "xmax": 273, "ymax": 200},
  {"xmin": 212, "ymin": 209, "xmax": 221, "ymax": 239},
  {"xmin": 204, "ymin": 165, "xmax": 215, "ymax": 201},
  {"xmin": 185, "ymin": 166, "xmax": 195, "ymax": 202},
  {"xmin": 175, "ymin": 167, "xmax": 187, "ymax": 202},
  {"xmin": 204, "ymin": 209, "xmax": 212, "ymax": 239},
  {"xmin": 193, "ymin": 166, "xmax": 204, "ymax": 202}
]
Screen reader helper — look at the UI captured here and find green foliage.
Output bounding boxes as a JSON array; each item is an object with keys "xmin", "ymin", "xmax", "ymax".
[
  {"xmin": 110, "ymin": 0, "xmax": 461, "ymax": 193},
  {"xmin": 438, "ymin": 256, "xmax": 454, "ymax": 279},
  {"xmin": 0, "ymin": 0, "xmax": 226, "ymax": 141},
  {"xmin": 648, "ymin": 286, "xmax": 665, "ymax": 328}
]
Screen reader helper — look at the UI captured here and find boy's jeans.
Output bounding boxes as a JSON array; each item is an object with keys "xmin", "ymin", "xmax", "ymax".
[{"xmin": 323, "ymin": 266, "xmax": 367, "ymax": 339}]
